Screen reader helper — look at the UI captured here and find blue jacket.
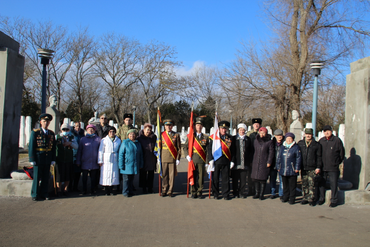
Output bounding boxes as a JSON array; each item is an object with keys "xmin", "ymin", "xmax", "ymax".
[
  {"xmin": 276, "ymin": 142, "xmax": 302, "ymax": 176},
  {"xmin": 119, "ymin": 139, "xmax": 144, "ymax": 175},
  {"xmin": 76, "ymin": 134, "xmax": 101, "ymax": 170}
]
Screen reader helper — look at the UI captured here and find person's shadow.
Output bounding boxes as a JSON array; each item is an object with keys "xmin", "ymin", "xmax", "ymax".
[{"xmin": 343, "ymin": 148, "xmax": 362, "ymax": 189}]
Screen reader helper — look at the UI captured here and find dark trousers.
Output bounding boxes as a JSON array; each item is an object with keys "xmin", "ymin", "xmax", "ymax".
[
  {"xmin": 247, "ymin": 167, "xmax": 254, "ymax": 194},
  {"xmin": 72, "ymin": 172, "xmax": 81, "ymax": 191},
  {"xmin": 282, "ymin": 175, "xmax": 297, "ymax": 203},
  {"xmin": 31, "ymin": 164, "xmax": 51, "ymax": 198},
  {"xmin": 231, "ymin": 169, "xmax": 247, "ymax": 196},
  {"xmin": 191, "ymin": 163, "xmax": 205, "ymax": 195},
  {"xmin": 123, "ymin": 174, "xmax": 135, "ymax": 196},
  {"xmin": 319, "ymin": 170, "xmax": 339, "ymax": 204},
  {"xmin": 139, "ymin": 169, "xmax": 154, "ymax": 190},
  {"xmin": 82, "ymin": 169, "xmax": 98, "ymax": 193},
  {"xmin": 212, "ymin": 163, "xmax": 230, "ymax": 198}
]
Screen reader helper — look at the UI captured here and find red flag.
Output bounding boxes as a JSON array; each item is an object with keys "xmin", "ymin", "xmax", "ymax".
[{"xmin": 187, "ymin": 109, "xmax": 195, "ymax": 186}]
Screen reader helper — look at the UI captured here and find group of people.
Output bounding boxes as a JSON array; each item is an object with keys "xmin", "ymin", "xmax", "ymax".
[
  {"xmin": 29, "ymin": 112, "xmax": 344, "ymax": 207},
  {"xmin": 201, "ymin": 118, "xmax": 344, "ymax": 207}
]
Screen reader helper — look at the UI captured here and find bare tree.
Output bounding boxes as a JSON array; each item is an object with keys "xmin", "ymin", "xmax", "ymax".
[
  {"xmin": 94, "ymin": 33, "xmax": 141, "ymax": 125},
  {"xmin": 223, "ymin": 0, "xmax": 369, "ymax": 131},
  {"xmin": 65, "ymin": 28, "xmax": 98, "ymax": 121},
  {"xmin": 136, "ymin": 41, "xmax": 181, "ymax": 123}
]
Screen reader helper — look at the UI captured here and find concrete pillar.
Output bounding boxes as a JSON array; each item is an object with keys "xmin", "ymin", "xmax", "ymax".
[
  {"xmin": 0, "ymin": 31, "xmax": 25, "ymax": 178},
  {"xmin": 25, "ymin": 116, "xmax": 32, "ymax": 146},
  {"xmin": 344, "ymin": 56, "xmax": 370, "ymax": 190}
]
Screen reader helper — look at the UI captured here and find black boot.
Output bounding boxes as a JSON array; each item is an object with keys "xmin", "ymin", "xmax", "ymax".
[
  {"xmin": 253, "ymin": 182, "xmax": 260, "ymax": 199},
  {"xmin": 259, "ymin": 183, "xmax": 266, "ymax": 200},
  {"xmin": 106, "ymin": 186, "xmax": 111, "ymax": 196}
]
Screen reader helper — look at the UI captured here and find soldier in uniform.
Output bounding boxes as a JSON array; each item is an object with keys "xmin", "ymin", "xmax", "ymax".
[
  {"xmin": 208, "ymin": 120, "xmax": 233, "ymax": 200},
  {"xmin": 117, "ymin": 113, "xmax": 135, "ymax": 140},
  {"xmin": 29, "ymin": 113, "xmax": 56, "ymax": 201},
  {"xmin": 246, "ymin": 118, "xmax": 262, "ymax": 196},
  {"xmin": 161, "ymin": 119, "xmax": 181, "ymax": 197},
  {"xmin": 184, "ymin": 117, "xmax": 209, "ymax": 199}
]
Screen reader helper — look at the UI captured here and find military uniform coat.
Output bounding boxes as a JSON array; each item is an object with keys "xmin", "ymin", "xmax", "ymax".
[
  {"xmin": 184, "ymin": 132, "xmax": 209, "ymax": 164},
  {"xmin": 117, "ymin": 124, "xmax": 135, "ymax": 140},
  {"xmin": 161, "ymin": 131, "xmax": 181, "ymax": 163}
]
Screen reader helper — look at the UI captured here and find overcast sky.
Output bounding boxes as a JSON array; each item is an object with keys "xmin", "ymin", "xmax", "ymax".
[{"xmin": 2, "ymin": 0, "xmax": 270, "ymax": 71}]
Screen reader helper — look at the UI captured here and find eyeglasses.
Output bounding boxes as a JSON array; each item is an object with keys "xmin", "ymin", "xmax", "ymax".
[{"xmin": 62, "ymin": 128, "xmax": 69, "ymax": 131}]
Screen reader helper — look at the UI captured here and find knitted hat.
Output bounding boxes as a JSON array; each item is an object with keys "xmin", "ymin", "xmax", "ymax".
[
  {"xmin": 86, "ymin": 124, "xmax": 96, "ymax": 131},
  {"xmin": 259, "ymin": 127, "xmax": 268, "ymax": 133},
  {"xmin": 285, "ymin": 132, "xmax": 295, "ymax": 140},
  {"xmin": 237, "ymin": 123, "xmax": 247, "ymax": 131}
]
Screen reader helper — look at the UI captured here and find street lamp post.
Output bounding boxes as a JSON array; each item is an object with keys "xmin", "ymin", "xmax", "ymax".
[
  {"xmin": 37, "ymin": 48, "xmax": 55, "ymax": 114},
  {"xmin": 132, "ymin": 105, "xmax": 137, "ymax": 127},
  {"xmin": 310, "ymin": 61, "xmax": 324, "ymax": 138},
  {"xmin": 229, "ymin": 109, "xmax": 233, "ymax": 135}
]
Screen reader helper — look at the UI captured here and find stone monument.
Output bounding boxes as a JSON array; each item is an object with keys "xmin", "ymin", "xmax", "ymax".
[
  {"xmin": 289, "ymin": 110, "xmax": 303, "ymax": 141},
  {"xmin": 0, "ymin": 31, "xmax": 25, "ymax": 178},
  {"xmin": 46, "ymin": 95, "xmax": 60, "ymax": 134},
  {"xmin": 344, "ymin": 56, "xmax": 370, "ymax": 190},
  {"xmin": 88, "ymin": 111, "xmax": 99, "ymax": 124}
]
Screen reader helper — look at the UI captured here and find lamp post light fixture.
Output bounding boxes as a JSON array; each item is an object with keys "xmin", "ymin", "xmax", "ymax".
[
  {"xmin": 229, "ymin": 109, "xmax": 233, "ymax": 135},
  {"xmin": 310, "ymin": 61, "xmax": 324, "ymax": 138},
  {"xmin": 132, "ymin": 105, "xmax": 137, "ymax": 127},
  {"xmin": 37, "ymin": 48, "xmax": 55, "ymax": 114}
]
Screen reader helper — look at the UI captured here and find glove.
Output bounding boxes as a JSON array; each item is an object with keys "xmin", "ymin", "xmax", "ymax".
[
  {"xmin": 186, "ymin": 155, "xmax": 191, "ymax": 162},
  {"xmin": 176, "ymin": 160, "xmax": 180, "ymax": 166},
  {"xmin": 230, "ymin": 162, "xmax": 235, "ymax": 169},
  {"xmin": 30, "ymin": 162, "xmax": 36, "ymax": 166},
  {"xmin": 209, "ymin": 160, "xmax": 214, "ymax": 169}
]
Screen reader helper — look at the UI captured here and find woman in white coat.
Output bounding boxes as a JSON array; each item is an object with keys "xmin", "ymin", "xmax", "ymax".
[{"xmin": 98, "ymin": 126, "xmax": 122, "ymax": 195}]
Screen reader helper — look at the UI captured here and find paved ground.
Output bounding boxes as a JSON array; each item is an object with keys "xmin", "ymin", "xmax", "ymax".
[{"xmin": 1, "ymin": 159, "xmax": 370, "ymax": 246}]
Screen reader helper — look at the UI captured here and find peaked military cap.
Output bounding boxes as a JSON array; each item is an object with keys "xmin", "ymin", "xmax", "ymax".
[
  {"xmin": 195, "ymin": 117, "xmax": 204, "ymax": 125},
  {"xmin": 252, "ymin": 118, "xmax": 262, "ymax": 125},
  {"xmin": 218, "ymin": 120, "xmax": 230, "ymax": 128},
  {"xmin": 163, "ymin": 119, "xmax": 174, "ymax": 125},
  {"xmin": 123, "ymin": 113, "xmax": 133, "ymax": 120},
  {"xmin": 39, "ymin": 113, "xmax": 53, "ymax": 121},
  {"xmin": 305, "ymin": 128, "xmax": 314, "ymax": 134}
]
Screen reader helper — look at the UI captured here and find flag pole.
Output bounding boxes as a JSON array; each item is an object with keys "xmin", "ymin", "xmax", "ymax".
[
  {"xmin": 209, "ymin": 102, "xmax": 218, "ymax": 199},
  {"xmin": 186, "ymin": 102, "xmax": 194, "ymax": 198}
]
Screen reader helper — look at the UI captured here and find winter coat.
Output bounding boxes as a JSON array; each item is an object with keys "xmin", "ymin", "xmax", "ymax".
[
  {"xmin": 137, "ymin": 130, "xmax": 157, "ymax": 171},
  {"xmin": 251, "ymin": 134, "xmax": 274, "ymax": 180},
  {"xmin": 319, "ymin": 135, "xmax": 345, "ymax": 172},
  {"xmin": 98, "ymin": 135, "xmax": 122, "ymax": 186},
  {"xmin": 297, "ymin": 138, "xmax": 322, "ymax": 171},
  {"xmin": 118, "ymin": 139, "xmax": 144, "ymax": 175},
  {"xmin": 272, "ymin": 137, "xmax": 285, "ymax": 170},
  {"xmin": 231, "ymin": 134, "xmax": 253, "ymax": 170},
  {"xmin": 95, "ymin": 124, "xmax": 111, "ymax": 139},
  {"xmin": 76, "ymin": 134, "xmax": 101, "ymax": 170},
  {"xmin": 277, "ymin": 141, "xmax": 302, "ymax": 176}
]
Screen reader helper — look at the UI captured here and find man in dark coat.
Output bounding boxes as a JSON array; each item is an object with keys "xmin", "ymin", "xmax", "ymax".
[
  {"xmin": 298, "ymin": 128, "xmax": 322, "ymax": 206},
  {"xmin": 137, "ymin": 123, "xmax": 157, "ymax": 194},
  {"xmin": 95, "ymin": 113, "xmax": 111, "ymax": 138},
  {"xmin": 246, "ymin": 118, "xmax": 262, "ymax": 195},
  {"xmin": 29, "ymin": 113, "xmax": 56, "ymax": 201},
  {"xmin": 270, "ymin": 129, "xmax": 284, "ymax": 199},
  {"xmin": 208, "ymin": 120, "xmax": 233, "ymax": 200},
  {"xmin": 318, "ymin": 125, "xmax": 344, "ymax": 207}
]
